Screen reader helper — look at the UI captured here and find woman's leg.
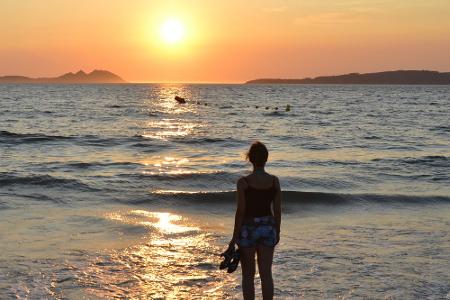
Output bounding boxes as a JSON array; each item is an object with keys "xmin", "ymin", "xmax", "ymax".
[
  {"xmin": 240, "ymin": 247, "xmax": 256, "ymax": 299},
  {"xmin": 256, "ymin": 245, "xmax": 274, "ymax": 300}
]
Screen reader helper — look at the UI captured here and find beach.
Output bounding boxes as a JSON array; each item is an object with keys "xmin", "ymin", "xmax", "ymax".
[{"xmin": 1, "ymin": 83, "xmax": 450, "ymax": 298}]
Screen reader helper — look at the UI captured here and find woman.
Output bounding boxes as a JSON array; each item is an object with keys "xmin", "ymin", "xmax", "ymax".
[{"xmin": 229, "ymin": 141, "xmax": 282, "ymax": 300}]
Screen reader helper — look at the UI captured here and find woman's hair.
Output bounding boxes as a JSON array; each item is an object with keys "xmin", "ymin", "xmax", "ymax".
[{"xmin": 246, "ymin": 141, "xmax": 268, "ymax": 167}]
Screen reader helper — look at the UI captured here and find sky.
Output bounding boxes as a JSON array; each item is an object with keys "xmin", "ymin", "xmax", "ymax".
[{"xmin": 1, "ymin": 0, "xmax": 450, "ymax": 83}]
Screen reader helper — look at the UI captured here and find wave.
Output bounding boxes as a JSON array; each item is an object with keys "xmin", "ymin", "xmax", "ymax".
[
  {"xmin": 125, "ymin": 170, "xmax": 238, "ymax": 181},
  {"xmin": 0, "ymin": 130, "xmax": 143, "ymax": 147},
  {"xmin": 363, "ymin": 135, "xmax": 382, "ymax": 140},
  {"xmin": 7, "ymin": 193, "xmax": 62, "ymax": 204},
  {"xmin": 171, "ymin": 136, "xmax": 242, "ymax": 145},
  {"xmin": 372, "ymin": 155, "xmax": 449, "ymax": 168},
  {"xmin": 307, "ymin": 159, "xmax": 361, "ymax": 166},
  {"xmin": 1, "ymin": 130, "xmax": 235, "ymax": 148},
  {"xmin": 147, "ymin": 190, "xmax": 450, "ymax": 206},
  {"xmin": 64, "ymin": 161, "xmax": 141, "ymax": 169},
  {"xmin": 0, "ymin": 198, "xmax": 10, "ymax": 210},
  {"xmin": 430, "ymin": 125, "xmax": 450, "ymax": 133},
  {"xmin": 0, "ymin": 130, "xmax": 73, "ymax": 143},
  {"xmin": 74, "ymin": 135, "xmax": 142, "ymax": 147},
  {"xmin": 0, "ymin": 173, "xmax": 96, "ymax": 191},
  {"xmin": 133, "ymin": 134, "xmax": 242, "ymax": 146}
]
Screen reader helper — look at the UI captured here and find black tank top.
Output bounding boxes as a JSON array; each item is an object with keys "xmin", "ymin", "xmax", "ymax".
[{"xmin": 243, "ymin": 176, "xmax": 277, "ymax": 218}]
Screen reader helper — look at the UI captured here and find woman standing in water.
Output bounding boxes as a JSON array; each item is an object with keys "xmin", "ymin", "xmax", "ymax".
[{"xmin": 229, "ymin": 141, "xmax": 282, "ymax": 300}]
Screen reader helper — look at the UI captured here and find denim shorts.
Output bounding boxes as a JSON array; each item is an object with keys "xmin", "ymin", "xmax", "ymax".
[{"xmin": 238, "ymin": 215, "xmax": 278, "ymax": 248}]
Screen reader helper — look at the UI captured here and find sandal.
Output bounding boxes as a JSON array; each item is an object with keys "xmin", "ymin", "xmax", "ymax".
[{"xmin": 219, "ymin": 244, "xmax": 235, "ymax": 270}]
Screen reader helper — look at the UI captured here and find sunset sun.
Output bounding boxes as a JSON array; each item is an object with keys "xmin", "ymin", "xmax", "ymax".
[{"xmin": 160, "ymin": 19, "xmax": 185, "ymax": 44}]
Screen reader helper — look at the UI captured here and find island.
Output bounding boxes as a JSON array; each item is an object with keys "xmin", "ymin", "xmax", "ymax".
[
  {"xmin": 0, "ymin": 70, "xmax": 126, "ymax": 83},
  {"xmin": 246, "ymin": 70, "xmax": 450, "ymax": 85}
]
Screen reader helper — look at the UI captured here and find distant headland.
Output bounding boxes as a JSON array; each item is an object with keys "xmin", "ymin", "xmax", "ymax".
[
  {"xmin": 0, "ymin": 70, "xmax": 126, "ymax": 84},
  {"xmin": 246, "ymin": 70, "xmax": 450, "ymax": 85}
]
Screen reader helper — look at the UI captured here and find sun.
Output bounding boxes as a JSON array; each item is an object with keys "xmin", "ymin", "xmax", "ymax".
[{"xmin": 160, "ymin": 19, "xmax": 185, "ymax": 44}]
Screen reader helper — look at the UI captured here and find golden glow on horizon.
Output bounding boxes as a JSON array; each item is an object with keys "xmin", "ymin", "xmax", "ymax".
[
  {"xmin": 160, "ymin": 19, "xmax": 185, "ymax": 44},
  {"xmin": 1, "ymin": 1, "xmax": 450, "ymax": 82}
]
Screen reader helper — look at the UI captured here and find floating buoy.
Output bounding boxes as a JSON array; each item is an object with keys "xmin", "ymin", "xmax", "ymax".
[
  {"xmin": 204, "ymin": 103, "xmax": 208, "ymax": 106},
  {"xmin": 265, "ymin": 106, "xmax": 269, "ymax": 110},
  {"xmin": 175, "ymin": 96, "xmax": 186, "ymax": 104},
  {"xmin": 255, "ymin": 106, "xmax": 259, "ymax": 109},
  {"xmin": 285, "ymin": 104, "xmax": 291, "ymax": 112},
  {"xmin": 275, "ymin": 107, "xmax": 278, "ymax": 110}
]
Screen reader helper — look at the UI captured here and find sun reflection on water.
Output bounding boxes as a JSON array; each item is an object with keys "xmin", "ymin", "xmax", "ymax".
[
  {"xmin": 141, "ymin": 155, "xmax": 190, "ymax": 168},
  {"xmin": 141, "ymin": 118, "xmax": 200, "ymax": 141},
  {"xmin": 76, "ymin": 210, "xmax": 237, "ymax": 298},
  {"xmin": 140, "ymin": 84, "xmax": 204, "ymax": 141},
  {"xmin": 132, "ymin": 210, "xmax": 199, "ymax": 234}
]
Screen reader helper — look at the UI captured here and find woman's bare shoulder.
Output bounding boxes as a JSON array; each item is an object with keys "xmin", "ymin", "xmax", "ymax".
[
  {"xmin": 237, "ymin": 176, "xmax": 248, "ymax": 189},
  {"xmin": 270, "ymin": 174, "xmax": 281, "ymax": 188},
  {"xmin": 265, "ymin": 172, "xmax": 279, "ymax": 180}
]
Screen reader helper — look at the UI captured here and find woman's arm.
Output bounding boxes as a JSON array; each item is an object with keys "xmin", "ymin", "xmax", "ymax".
[
  {"xmin": 230, "ymin": 177, "xmax": 247, "ymax": 245},
  {"xmin": 273, "ymin": 176, "xmax": 282, "ymax": 242}
]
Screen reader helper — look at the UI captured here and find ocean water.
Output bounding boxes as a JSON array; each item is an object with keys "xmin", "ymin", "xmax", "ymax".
[{"xmin": 0, "ymin": 83, "xmax": 449, "ymax": 299}]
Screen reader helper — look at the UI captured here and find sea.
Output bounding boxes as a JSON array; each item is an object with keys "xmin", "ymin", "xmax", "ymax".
[{"xmin": 0, "ymin": 83, "xmax": 449, "ymax": 299}]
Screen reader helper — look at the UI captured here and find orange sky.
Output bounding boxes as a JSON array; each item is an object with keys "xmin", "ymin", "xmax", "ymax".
[{"xmin": 1, "ymin": 0, "xmax": 450, "ymax": 83}]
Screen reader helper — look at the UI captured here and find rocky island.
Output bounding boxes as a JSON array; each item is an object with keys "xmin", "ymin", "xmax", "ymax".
[
  {"xmin": 0, "ymin": 70, "xmax": 126, "ymax": 83},
  {"xmin": 246, "ymin": 70, "xmax": 450, "ymax": 85}
]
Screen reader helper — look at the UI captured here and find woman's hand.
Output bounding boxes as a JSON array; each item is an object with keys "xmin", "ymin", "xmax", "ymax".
[{"xmin": 275, "ymin": 229, "xmax": 280, "ymax": 245}]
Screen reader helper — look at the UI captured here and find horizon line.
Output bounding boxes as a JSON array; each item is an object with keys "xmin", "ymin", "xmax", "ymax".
[{"xmin": 2, "ymin": 68, "xmax": 450, "ymax": 85}]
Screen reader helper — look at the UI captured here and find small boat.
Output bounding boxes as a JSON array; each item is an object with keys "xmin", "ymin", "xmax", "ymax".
[{"xmin": 175, "ymin": 96, "xmax": 186, "ymax": 104}]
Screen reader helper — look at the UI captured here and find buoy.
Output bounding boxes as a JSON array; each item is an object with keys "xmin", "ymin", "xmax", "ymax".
[
  {"xmin": 285, "ymin": 104, "xmax": 291, "ymax": 112},
  {"xmin": 275, "ymin": 107, "xmax": 278, "ymax": 110},
  {"xmin": 255, "ymin": 106, "xmax": 259, "ymax": 109},
  {"xmin": 175, "ymin": 96, "xmax": 186, "ymax": 104},
  {"xmin": 265, "ymin": 106, "xmax": 269, "ymax": 110},
  {"xmin": 204, "ymin": 103, "xmax": 208, "ymax": 106}
]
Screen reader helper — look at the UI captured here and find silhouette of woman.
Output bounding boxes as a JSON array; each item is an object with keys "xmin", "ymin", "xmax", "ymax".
[{"xmin": 229, "ymin": 141, "xmax": 282, "ymax": 299}]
